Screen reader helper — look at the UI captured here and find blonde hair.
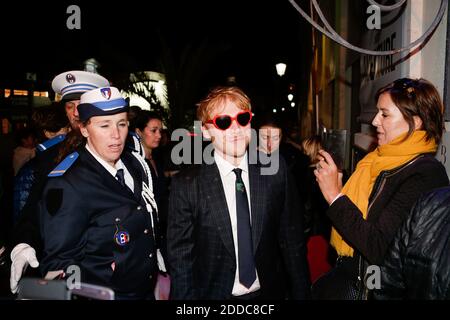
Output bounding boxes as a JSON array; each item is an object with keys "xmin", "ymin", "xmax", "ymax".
[
  {"xmin": 302, "ymin": 135, "xmax": 322, "ymax": 164},
  {"xmin": 196, "ymin": 86, "xmax": 251, "ymax": 123}
]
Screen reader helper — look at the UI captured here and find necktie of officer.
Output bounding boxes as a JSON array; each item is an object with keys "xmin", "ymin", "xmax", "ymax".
[
  {"xmin": 115, "ymin": 168, "xmax": 126, "ymax": 187},
  {"xmin": 232, "ymin": 168, "xmax": 256, "ymax": 289}
]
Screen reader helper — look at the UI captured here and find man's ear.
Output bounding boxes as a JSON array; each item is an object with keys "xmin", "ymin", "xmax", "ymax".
[
  {"xmin": 135, "ymin": 128, "xmax": 142, "ymax": 138},
  {"xmin": 413, "ymin": 116, "xmax": 423, "ymax": 130},
  {"xmin": 202, "ymin": 125, "xmax": 211, "ymax": 140},
  {"xmin": 80, "ymin": 126, "xmax": 89, "ymax": 138},
  {"xmin": 43, "ymin": 130, "xmax": 52, "ymax": 139}
]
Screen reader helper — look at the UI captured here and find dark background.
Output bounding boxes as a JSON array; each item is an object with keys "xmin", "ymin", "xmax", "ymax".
[{"xmin": 0, "ymin": 0, "xmax": 312, "ymax": 117}]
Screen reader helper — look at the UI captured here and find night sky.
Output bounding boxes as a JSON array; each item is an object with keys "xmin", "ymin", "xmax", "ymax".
[{"xmin": 1, "ymin": 0, "xmax": 311, "ymax": 115}]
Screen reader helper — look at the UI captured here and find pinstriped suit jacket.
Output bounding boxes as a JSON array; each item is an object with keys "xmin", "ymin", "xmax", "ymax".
[{"xmin": 167, "ymin": 155, "xmax": 310, "ymax": 300}]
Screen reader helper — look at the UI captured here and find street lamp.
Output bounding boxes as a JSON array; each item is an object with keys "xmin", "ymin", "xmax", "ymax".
[{"xmin": 275, "ymin": 63, "xmax": 286, "ymax": 77}]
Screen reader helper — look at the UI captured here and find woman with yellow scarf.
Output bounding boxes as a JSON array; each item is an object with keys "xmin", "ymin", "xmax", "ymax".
[{"xmin": 312, "ymin": 78, "xmax": 449, "ymax": 299}]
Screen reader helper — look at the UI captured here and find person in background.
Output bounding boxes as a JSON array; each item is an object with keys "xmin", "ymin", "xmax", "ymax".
[
  {"xmin": 301, "ymin": 136, "xmax": 333, "ymax": 240},
  {"xmin": 256, "ymin": 115, "xmax": 310, "ymax": 235},
  {"xmin": 127, "ymin": 105, "xmax": 142, "ymax": 132},
  {"xmin": 257, "ymin": 115, "xmax": 309, "ymax": 176},
  {"xmin": 12, "ymin": 104, "xmax": 70, "ymax": 224},
  {"xmin": 134, "ymin": 111, "xmax": 169, "ymax": 252},
  {"xmin": 257, "ymin": 117, "xmax": 282, "ymax": 155},
  {"xmin": 375, "ymin": 186, "xmax": 450, "ymax": 300},
  {"xmin": 301, "ymin": 135, "xmax": 333, "ymax": 283},
  {"xmin": 134, "ymin": 110, "xmax": 171, "ymax": 299},
  {"xmin": 312, "ymin": 78, "xmax": 449, "ymax": 299},
  {"xmin": 12, "ymin": 127, "xmax": 36, "ymax": 176}
]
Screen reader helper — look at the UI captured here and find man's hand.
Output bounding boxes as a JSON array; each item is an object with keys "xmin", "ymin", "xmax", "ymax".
[{"xmin": 10, "ymin": 243, "xmax": 39, "ymax": 294}]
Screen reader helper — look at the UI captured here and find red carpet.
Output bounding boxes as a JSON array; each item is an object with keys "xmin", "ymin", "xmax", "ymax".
[{"xmin": 307, "ymin": 235, "xmax": 332, "ymax": 283}]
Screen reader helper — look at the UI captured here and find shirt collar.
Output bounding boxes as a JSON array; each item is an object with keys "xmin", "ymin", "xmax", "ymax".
[
  {"xmin": 85, "ymin": 144, "xmax": 123, "ymax": 177},
  {"xmin": 214, "ymin": 151, "xmax": 248, "ymax": 177}
]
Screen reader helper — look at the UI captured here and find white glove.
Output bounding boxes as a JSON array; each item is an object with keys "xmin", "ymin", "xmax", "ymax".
[{"xmin": 10, "ymin": 243, "xmax": 39, "ymax": 294}]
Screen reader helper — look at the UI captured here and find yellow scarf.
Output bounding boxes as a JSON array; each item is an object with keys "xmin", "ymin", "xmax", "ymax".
[{"xmin": 330, "ymin": 131, "xmax": 437, "ymax": 257}]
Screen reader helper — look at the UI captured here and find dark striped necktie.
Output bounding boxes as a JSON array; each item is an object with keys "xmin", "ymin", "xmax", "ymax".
[{"xmin": 232, "ymin": 168, "xmax": 256, "ymax": 288}]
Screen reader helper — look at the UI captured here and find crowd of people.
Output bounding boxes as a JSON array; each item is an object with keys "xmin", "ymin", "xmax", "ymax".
[{"xmin": 0, "ymin": 70, "xmax": 448, "ymax": 300}]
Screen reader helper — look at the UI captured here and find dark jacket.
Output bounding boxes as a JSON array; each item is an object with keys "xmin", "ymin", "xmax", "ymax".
[
  {"xmin": 146, "ymin": 149, "xmax": 170, "ymax": 231},
  {"xmin": 11, "ymin": 133, "xmax": 145, "ymax": 255},
  {"xmin": 11, "ymin": 141, "xmax": 62, "ymax": 253},
  {"xmin": 39, "ymin": 147, "xmax": 159, "ymax": 296},
  {"xmin": 167, "ymin": 156, "xmax": 310, "ymax": 300},
  {"xmin": 278, "ymin": 144, "xmax": 311, "ymax": 235},
  {"xmin": 375, "ymin": 186, "xmax": 450, "ymax": 300},
  {"xmin": 13, "ymin": 158, "xmax": 36, "ymax": 224},
  {"xmin": 328, "ymin": 154, "xmax": 448, "ymax": 265},
  {"xmin": 145, "ymin": 150, "xmax": 170, "ymax": 267},
  {"xmin": 304, "ymin": 166, "xmax": 331, "ymax": 239}
]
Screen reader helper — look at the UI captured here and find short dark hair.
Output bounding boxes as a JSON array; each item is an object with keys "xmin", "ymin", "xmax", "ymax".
[
  {"xmin": 255, "ymin": 112, "xmax": 282, "ymax": 131},
  {"xmin": 376, "ymin": 78, "xmax": 444, "ymax": 145},
  {"xmin": 134, "ymin": 110, "xmax": 163, "ymax": 132},
  {"xmin": 128, "ymin": 105, "xmax": 142, "ymax": 131},
  {"xmin": 14, "ymin": 127, "xmax": 35, "ymax": 145},
  {"xmin": 32, "ymin": 103, "xmax": 69, "ymax": 140}
]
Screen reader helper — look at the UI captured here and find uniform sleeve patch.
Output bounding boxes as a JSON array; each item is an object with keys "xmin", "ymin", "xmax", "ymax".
[{"xmin": 46, "ymin": 188, "xmax": 63, "ymax": 216}]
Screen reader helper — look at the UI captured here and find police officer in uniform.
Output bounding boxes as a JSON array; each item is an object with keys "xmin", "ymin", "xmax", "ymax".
[
  {"xmin": 39, "ymin": 87, "xmax": 163, "ymax": 299},
  {"xmin": 9, "ymin": 71, "xmax": 110, "ymax": 294}
]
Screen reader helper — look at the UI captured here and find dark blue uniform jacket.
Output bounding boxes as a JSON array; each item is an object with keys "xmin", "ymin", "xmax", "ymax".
[{"xmin": 39, "ymin": 146, "xmax": 158, "ymax": 296}]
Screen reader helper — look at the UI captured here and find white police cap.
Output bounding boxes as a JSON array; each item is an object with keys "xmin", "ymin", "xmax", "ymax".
[
  {"xmin": 77, "ymin": 87, "xmax": 129, "ymax": 122},
  {"xmin": 51, "ymin": 70, "xmax": 110, "ymax": 101}
]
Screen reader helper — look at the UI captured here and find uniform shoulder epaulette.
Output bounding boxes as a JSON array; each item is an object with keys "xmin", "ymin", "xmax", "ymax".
[
  {"xmin": 37, "ymin": 134, "xmax": 66, "ymax": 152},
  {"xmin": 48, "ymin": 152, "xmax": 79, "ymax": 177}
]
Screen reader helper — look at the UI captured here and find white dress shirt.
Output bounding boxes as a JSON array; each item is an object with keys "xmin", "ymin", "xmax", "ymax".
[
  {"xmin": 214, "ymin": 152, "xmax": 261, "ymax": 296},
  {"xmin": 85, "ymin": 144, "xmax": 134, "ymax": 192}
]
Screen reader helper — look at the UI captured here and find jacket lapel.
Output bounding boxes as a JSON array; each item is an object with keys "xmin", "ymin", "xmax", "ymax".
[
  {"xmin": 248, "ymin": 162, "xmax": 265, "ymax": 252},
  {"xmin": 201, "ymin": 163, "xmax": 235, "ymax": 258},
  {"xmin": 122, "ymin": 152, "xmax": 143, "ymax": 202},
  {"xmin": 81, "ymin": 148, "xmax": 139, "ymax": 200},
  {"xmin": 79, "ymin": 148, "xmax": 128, "ymax": 197}
]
